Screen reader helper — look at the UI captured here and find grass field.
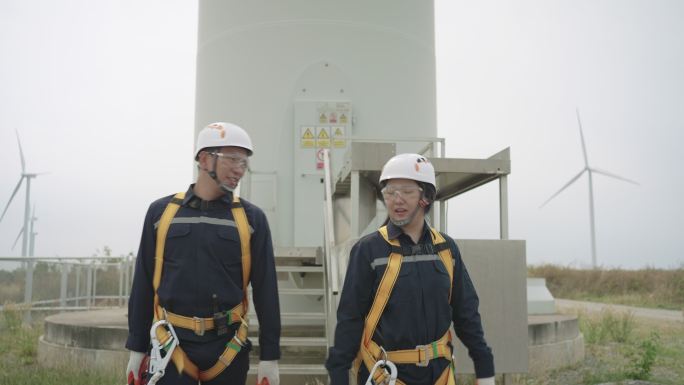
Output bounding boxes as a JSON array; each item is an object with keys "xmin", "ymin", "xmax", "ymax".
[
  {"xmin": 529, "ymin": 264, "xmax": 684, "ymax": 310},
  {"xmin": 0, "ymin": 305, "xmax": 119, "ymax": 385},
  {"xmin": 1, "ymin": 265, "xmax": 683, "ymax": 384}
]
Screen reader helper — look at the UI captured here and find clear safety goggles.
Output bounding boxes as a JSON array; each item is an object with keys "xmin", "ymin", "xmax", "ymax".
[
  {"xmin": 381, "ymin": 185, "xmax": 423, "ymax": 200},
  {"xmin": 211, "ymin": 152, "xmax": 249, "ymax": 170}
]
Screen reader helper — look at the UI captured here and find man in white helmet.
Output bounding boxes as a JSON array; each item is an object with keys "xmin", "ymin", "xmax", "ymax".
[
  {"xmin": 325, "ymin": 153, "xmax": 495, "ymax": 385},
  {"xmin": 126, "ymin": 122, "xmax": 281, "ymax": 385}
]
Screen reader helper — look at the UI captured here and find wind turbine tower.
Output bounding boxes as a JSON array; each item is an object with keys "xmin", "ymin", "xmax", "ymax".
[{"xmin": 541, "ymin": 109, "xmax": 639, "ymax": 268}]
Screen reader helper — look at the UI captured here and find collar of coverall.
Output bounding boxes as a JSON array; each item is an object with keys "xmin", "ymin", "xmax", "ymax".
[
  {"xmin": 182, "ymin": 184, "xmax": 235, "ymax": 207},
  {"xmin": 386, "ymin": 219, "xmax": 432, "ymax": 242}
]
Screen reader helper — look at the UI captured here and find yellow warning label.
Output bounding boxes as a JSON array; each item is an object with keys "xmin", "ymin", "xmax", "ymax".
[
  {"xmin": 300, "ymin": 126, "xmax": 315, "ymax": 148},
  {"xmin": 319, "ymin": 113, "xmax": 327, "ymax": 124},
  {"xmin": 333, "ymin": 126, "xmax": 346, "ymax": 148},
  {"xmin": 340, "ymin": 113, "xmax": 348, "ymax": 124},
  {"xmin": 316, "ymin": 127, "xmax": 330, "ymax": 148}
]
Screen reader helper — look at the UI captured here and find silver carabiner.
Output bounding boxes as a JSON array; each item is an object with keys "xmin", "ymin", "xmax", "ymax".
[
  {"xmin": 148, "ymin": 319, "xmax": 180, "ymax": 385},
  {"xmin": 364, "ymin": 359, "xmax": 398, "ymax": 385}
]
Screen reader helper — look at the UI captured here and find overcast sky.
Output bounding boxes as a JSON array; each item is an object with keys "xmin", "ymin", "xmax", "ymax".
[{"xmin": 1, "ymin": 1, "xmax": 682, "ymax": 269}]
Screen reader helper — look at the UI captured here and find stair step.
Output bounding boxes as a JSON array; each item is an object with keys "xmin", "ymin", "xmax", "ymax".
[
  {"xmin": 247, "ymin": 364, "xmax": 327, "ymax": 376},
  {"xmin": 251, "ymin": 336, "xmax": 327, "ymax": 347},
  {"xmin": 274, "ymin": 247, "xmax": 322, "ymax": 259},
  {"xmin": 248, "ymin": 312, "xmax": 326, "ymax": 321},
  {"xmin": 248, "ymin": 288, "xmax": 324, "ymax": 296},
  {"xmin": 276, "ymin": 265, "xmax": 324, "ymax": 273}
]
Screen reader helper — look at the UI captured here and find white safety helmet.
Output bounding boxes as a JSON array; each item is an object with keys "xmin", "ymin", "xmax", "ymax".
[
  {"xmin": 194, "ymin": 122, "xmax": 253, "ymax": 160},
  {"xmin": 379, "ymin": 153, "xmax": 436, "ymax": 188}
]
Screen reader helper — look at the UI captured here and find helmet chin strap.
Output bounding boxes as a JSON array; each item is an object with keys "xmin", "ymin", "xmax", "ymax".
[{"xmin": 207, "ymin": 155, "xmax": 235, "ymax": 193}]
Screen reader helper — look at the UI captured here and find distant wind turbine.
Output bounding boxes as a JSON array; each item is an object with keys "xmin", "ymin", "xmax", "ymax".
[
  {"xmin": 0, "ymin": 131, "xmax": 46, "ymax": 258},
  {"xmin": 540, "ymin": 108, "xmax": 639, "ymax": 268},
  {"xmin": 11, "ymin": 204, "xmax": 37, "ymax": 257}
]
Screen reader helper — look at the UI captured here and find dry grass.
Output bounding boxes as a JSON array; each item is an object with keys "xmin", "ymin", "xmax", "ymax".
[{"xmin": 528, "ymin": 264, "xmax": 684, "ymax": 310}]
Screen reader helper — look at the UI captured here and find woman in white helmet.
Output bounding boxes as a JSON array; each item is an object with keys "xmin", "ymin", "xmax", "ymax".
[
  {"xmin": 126, "ymin": 122, "xmax": 281, "ymax": 385},
  {"xmin": 326, "ymin": 153, "xmax": 495, "ymax": 385}
]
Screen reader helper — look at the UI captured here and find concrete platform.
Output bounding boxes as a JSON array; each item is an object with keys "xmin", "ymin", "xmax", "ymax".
[
  {"xmin": 37, "ymin": 308, "xmax": 584, "ymax": 381},
  {"xmin": 528, "ymin": 314, "xmax": 585, "ymax": 375}
]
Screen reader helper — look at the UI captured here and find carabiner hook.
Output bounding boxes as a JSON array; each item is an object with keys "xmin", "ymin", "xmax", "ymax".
[
  {"xmin": 147, "ymin": 320, "xmax": 179, "ymax": 385},
  {"xmin": 364, "ymin": 357, "xmax": 398, "ymax": 385}
]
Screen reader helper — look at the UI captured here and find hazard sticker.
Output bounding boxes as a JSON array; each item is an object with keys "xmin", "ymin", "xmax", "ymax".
[
  {"xmin": 332, "ymin": 126, "xmax": 346, "ymax": 148},
  {"xmin": 316, "ymin": 127, "xmax": 330, "ymax": 148},
  {"xmin": 300, "ymin": 126, "xmax": 315, "ymax": 148},
  {"xmin": 319, "ymin": 113, "xmax": 328, "ymax": 124}
]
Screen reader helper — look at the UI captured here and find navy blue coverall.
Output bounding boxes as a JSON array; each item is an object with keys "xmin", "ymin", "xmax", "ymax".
[
  {"xmin": 126, "ymin": 185, "xmax": 281, "ymax": 384},
  {"xmin": 325, "ymin": 221, "xmax": 494, "ymax": 385}
]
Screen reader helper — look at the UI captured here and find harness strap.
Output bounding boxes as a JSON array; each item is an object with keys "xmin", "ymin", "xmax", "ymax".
[
  {"xmin": 152, "ymin": 192, "xmax": 252, "ymax": 382},
  {"xmin": 156, "ymin": 318, "xmax": 249, "ymax": 381},
  {"xmin": 161, "ymin": 303, "xmax": 244, "ymax": 336},
  {"xmin": 352, "ymin": 225, "xmax": 457, "ymax": 385},
  {"xmin": 231, "ymin": 196, "xmax": 252, "ymax": 314},
  {"xmin": 374, "ymin": 332, "xmax": 452, "ymax": 365},
  {"xmin": 429, "ymin": 228, "xmax": 454, "ymax": 303}
]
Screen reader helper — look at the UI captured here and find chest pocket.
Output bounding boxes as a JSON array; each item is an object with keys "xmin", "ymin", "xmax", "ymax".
[
  {"xmin": 388, "ymin": 259, "xmax": 418, "ymax": 305},
  {"xmin": 216, "ymin": 226, "xmax": 242, "ymax": 268},
  {"xmin": 164, "ymin": 224, "xmax": 191, "ymax": 264}
]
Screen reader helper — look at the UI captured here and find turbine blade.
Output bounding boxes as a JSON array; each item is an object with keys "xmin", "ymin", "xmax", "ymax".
[
  {"xmin": 15, "ymin": 130, "xmax": 26, "ymax": 173},
  {"xmin": 0, "ymin": 176, "xmax": 25, "ymax": 222},
  {"xmin": 540, "ymin": 169, "xmax": 587, "ymax": 208},
  {"xmin": 590, "ymin": 167, "xmax": 640, "ymax": 185},
  {"xmin": 11, "ymin": 227, "xmax": 24, "ymax": 250},
  {"xmin": 575, "ymin": 108, "xmax": 589, "ymax": 167}
]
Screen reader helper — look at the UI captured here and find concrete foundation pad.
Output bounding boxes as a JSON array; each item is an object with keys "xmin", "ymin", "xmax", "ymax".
[{"xmin": 38, "ymin": 308, "xmax": 584, "ymax": 381}]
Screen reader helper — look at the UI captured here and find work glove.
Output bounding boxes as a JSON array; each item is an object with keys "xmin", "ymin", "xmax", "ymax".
[
  {"xmin": 476, "ymin": 376, "xmax": 495, "ymax": 385},
  {"xmin": 256, "ymin": 360, "xmax": 279, "ymax": 385},
  {"xmin": 126, "ymin": 351, "xmax": 147, "ymax": 385}
]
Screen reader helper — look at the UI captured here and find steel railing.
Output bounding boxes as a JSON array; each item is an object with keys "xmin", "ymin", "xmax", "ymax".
[{"xmin": 0, "ymin": 255, "xmax": 134, "ymax": 321}]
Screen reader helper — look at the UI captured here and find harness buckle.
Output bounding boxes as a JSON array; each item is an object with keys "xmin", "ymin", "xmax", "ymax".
[
  {"xmin": 193, "ymin": 317, "xmax": 206, "ymax": 336},
  {"xmin": 414, "ymin": 344, "xmax": 433, "ymax": 367}
]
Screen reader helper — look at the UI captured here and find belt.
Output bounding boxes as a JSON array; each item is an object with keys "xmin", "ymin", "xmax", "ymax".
[{"xmin": 161, "ymin": 304, "xmax": 244, "ymax": 336}]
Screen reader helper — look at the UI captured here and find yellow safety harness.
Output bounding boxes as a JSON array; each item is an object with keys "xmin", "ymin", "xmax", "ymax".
[
  {"xmin": 151, "ymin": 192, "xmax": 252, "ymax": 382},
  {"xmin": 352, "ymin": 225, "xmax": 457, "ymax": 385}
]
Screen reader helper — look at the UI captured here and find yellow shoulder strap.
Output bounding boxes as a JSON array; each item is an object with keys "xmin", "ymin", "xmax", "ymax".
[
  {"xmin": 352, "ymin": 226, "xmax": 403, "ymax": 382},
  {"xmin": 429, "ymin": 227, "xmax": 454, "ymax": 302},
  {"xmin": 231, "ymin": 194, "xmax": 252, "ymax": 313},
  {"xmin": 153, "ymin": 192, "xmax": 185, "ymax": 316},
  {"xmin": 151, "ymin": 192, "xmax": 253, "ymax": 378},
  {"xmin": 152, "ymin": 192, "xmax": 186, "ymax": 373},
  {"xmin": 364, "ymin": 226, "xmax": 403, "ymax": 344}
]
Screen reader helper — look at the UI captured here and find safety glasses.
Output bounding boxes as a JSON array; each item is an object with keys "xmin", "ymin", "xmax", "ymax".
[
  {"xmin": 211, "ymin": 152, "xmax": 249, "ymax": 170},
  {"xmin": 381, "ymin": 185, "xmax": 423, "ymax": 200}
]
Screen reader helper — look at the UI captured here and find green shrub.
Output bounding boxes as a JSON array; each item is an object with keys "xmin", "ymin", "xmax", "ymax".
[{"xmin": 625, "ymin": 331, "xmax": 660, "ymax": 380}]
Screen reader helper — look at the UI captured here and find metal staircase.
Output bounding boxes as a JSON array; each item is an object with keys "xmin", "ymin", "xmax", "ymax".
[{"xmin": 246, "ymin": 246, "xmax": 329, "ymax": 384}]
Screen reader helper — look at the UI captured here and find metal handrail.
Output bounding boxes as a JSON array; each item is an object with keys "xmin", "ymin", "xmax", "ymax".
[
  {"xmin": 0, "ymin": 255, "xmax": 133, "ymax": 321},
  {"xmin": 322, "ymin": 149, "xmax": 339, "ymax": 295}
]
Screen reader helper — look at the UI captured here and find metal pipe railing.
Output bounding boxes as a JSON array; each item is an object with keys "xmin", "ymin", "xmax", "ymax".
[{"xmin": 0, "ymin": 255, "xmax": 133, "ymax": 317}]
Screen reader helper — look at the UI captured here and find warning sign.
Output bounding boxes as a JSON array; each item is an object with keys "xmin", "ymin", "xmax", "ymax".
[
  {"xmin": 340, "ymin": 113, "xmax": 348, "ymax": 124},
  {"xmin": 316, "ymin": 148, "xmax": 325, "ymax": 170},
  {"xmin": 319, "ymin": 113, "xmax": 328, "ymax": 124},
  {"xmin": 316, "ymin": 127, "xmax": 330, "ymax": 148},
  {"xmin": 300, "ymin": 126, "xmax": 315, "ymax": 148},
  {"xmin": 332, "ymin": 126, "xmax": 346, "ymax": 148}
]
